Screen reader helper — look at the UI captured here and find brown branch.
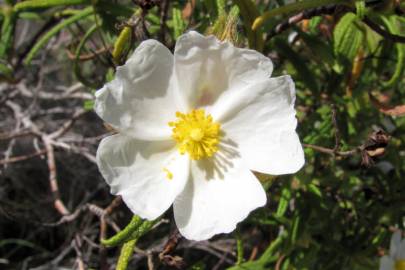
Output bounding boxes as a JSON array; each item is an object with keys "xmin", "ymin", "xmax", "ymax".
[
  {"xmin": 275, "ymin": 254, "xmax": 286, "ymax": 270},
  {"xmin": 42, "ymin": 135, "xmax": 70, "ymax": 216},
  {"xmin": 49, "ymin": 109, "xmax": 88, "ymax": 139},
  {"xmin": 0, "ymin": 130, "xmax": 35, "ymax": 141},
  {"xmin": 0, "ymin": 149, "xmax": 47, "ymax": 165},
  {"xmin": 303, "ymin": 143, "xmax": 361, "ymax": 157},
  {"xmin": 73, "ymin": 235, "xmax": 86, "ymax": 270},
  {"xmin": 304, "ymin": 129, "xmax": 390, "ymax": 168},
  {"xmin": 65, "ymin": 46, "xmax": 110, "ymax": 61},
  {"xmin": 269, "ymin": 3, "xmax": 405, "ymax": 44},
  {"xmin": 158, "ymin": 0, "xmax": 170, "ymax": 43},
  {"xmin": 104, "ymin": 196, "xmax": 123, "ymax": 215},
  {"xmin": 363, "ymin": 16, "xmax": 405, "ymax": 44},
  {"xmin": 268, "ymin": 4, "xmax": 344, "ymax": 39}
]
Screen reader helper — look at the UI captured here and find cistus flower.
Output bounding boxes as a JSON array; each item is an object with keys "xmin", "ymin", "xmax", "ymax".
[
  {"xmin": 95, "ymin": 31, "xmax": 304, "ymax": 241},
  {"xmin": 380, "ymin": 231, "xmax": 405, "ymax": 270}
]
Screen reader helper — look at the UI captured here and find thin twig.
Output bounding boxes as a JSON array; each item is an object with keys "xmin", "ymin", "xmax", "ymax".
[
  {"xmin": 159, "ymin": 0, "xmax": 170, "ymax": 43},
  {"xmin": 331, "ymin": 104, "xmax": 341, "ymax": 152},
  {"xmin": 0, "ymin": 149, "xmax": 46, "ymax": 165},
  {"xmin": 362, "ymin": 16, "xmax": 405, "ymax": 43},
  {"xmin": 0, "ymin": 130, "xmax": 35, "ymax": 141},
  {"xmin": 42, "ymin": 135, "xmax": 70, "ymax": 216},
  {"xmin": 268, "ymin": 3, "xmax": 405, "ymax": 44},
  {"xmin": 269, "ymin": 4, "xmax": 342, "ymax": 38},
  {"xmin": 303, "ymin": 143, "xmax": 361, "ymax": 157},
  {"xmin": 66, "ymin": 46, "xmax": 110, "ymax": 61},
  {"xmin": 49, "ymin": 110, "xmax": 87, "ymax": 139}
]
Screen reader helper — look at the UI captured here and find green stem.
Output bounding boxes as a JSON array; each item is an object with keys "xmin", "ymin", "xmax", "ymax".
[
  {"xmin": 129, "ymin": 219, "xmax": 159, "ymax": 240},
  {"xmin": 101, "ymin": 215, "xmax": 143, "ymax": 247},
  {"xmin": 252, "ymin": 0, "xmax": 352, "ymax": 30},
  {"xmin": 24, "ymin": 7, "xmax": 93, "ymax": 65},
  {"xmin": 116, "ymin": 239, "xmax": 136, "ymax": 270},
  {"xmin": 235, "ymin": 229, "xmax": 244, "ymax": 265}
]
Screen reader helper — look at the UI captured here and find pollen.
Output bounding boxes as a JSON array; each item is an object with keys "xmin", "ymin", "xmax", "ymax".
[
  {"xmin": 169, "ymin": 109, "xmax": 220, "ymax": 160},
  {"xmin": 163, "ymin": 168, "xmax": 173, "ymax": 180}
]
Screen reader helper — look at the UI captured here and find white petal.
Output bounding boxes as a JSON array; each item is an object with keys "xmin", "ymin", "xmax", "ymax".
[
  {"xmin": 173, "ymin": 148, "xmax": 266, "ymax": 241},
  {"xmin": 96, "ymin": 134, "xmax": 189, "ymax": 220},
  {"xmin": 391, "ymin": 231, "xmax": 402, "ymax": 258},
  {"xmin": 95, "ymin": 39, "xmax": 184, "ymax": 141},
  {"xmin": 219, "ymin": 75, "xmax": 304, "ymax": 175},
  {"xmin": 174, "ymin": 31, "xmax": 273, "ymax": 110},
  {"xmin": 379, "ymin": 256, "xmax": 394, "ymax": 270}
]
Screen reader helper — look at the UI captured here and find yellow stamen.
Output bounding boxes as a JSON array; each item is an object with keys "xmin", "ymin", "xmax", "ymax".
[
  {"xmin": 169, "ymin": 109, "xmax": 221, "ymax": 160},
  {"xmin": 396, "ymin": 260, "xmax": 405, "ymax": 270},
  {"xmin": 163, "ymin": 168, "xmax": 173, "ymax": 180}
]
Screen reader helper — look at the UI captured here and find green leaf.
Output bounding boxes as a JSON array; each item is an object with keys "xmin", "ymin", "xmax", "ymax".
[
  {"xmin": 308, "ymin": 16, "xmax": 322, "ymax": 33},
  {"xmin": 307, "ymin": 183, "xmax": 322, "ymax": 198},
  {"xmin": 355, "ymin": 1, "xmax": 366, "ymax": 19},
  {"xmin": 290, "ymin": 214, "xmax": 300, "ymax": 244},
  {"xmin": 14, "ymin": 0, "xmax": 90, "ymax": 12},
  {"xmin": 73, "ymin": 24, "xmax": 100, "ymax": 88},
  {"xmin": 333, "ymin": 12, "xmax": 364, "ymax": 62},
  {"xmin": 380, "ymin": 15, "xmax": 405, "ymax": 88},
  {"xmin": 172, "ymin": 7, "xmax": 186, "ymax": 39},
  {"xmin": 276, "ymin": 187, "xmax": 291, "ymax": 217},
  {"xmin": 0, "ymin": 9, "xmax": 16, "ymax": 59}
]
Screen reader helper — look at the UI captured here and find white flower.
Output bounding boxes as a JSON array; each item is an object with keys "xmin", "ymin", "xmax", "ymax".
[
  {"xmin": 380, "ymin": 231, "xmax": 405, "ymax": 270},
  {"xmin": 95, "ymin": 31, "xmax": 304, "ymax": 241}
]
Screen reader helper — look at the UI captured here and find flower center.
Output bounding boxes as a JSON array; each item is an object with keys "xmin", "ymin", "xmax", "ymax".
[
  {"xmin": 169, "ymin": 109, "xmax": 220, "ymax": 160},
  {"xmin": 396, "ymin": 260, "xmax": 405, "ymax": 270}
]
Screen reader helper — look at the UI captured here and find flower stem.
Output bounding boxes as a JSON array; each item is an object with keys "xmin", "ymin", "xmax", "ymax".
[
  {"xmin": 101, "ymin": 215, "xmax": 143, "ymax": 247},
  {"xmin": 116, "ymin": 239, "xmax": 137, "ymax": 270},
  {"xmin": 235, "ymin": 228, "xmax": 244, "ymax": 265}
]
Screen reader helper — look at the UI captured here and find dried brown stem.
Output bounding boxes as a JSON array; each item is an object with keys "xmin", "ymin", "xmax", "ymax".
[
  {"xmin": 0, "ymin": 149, "xmax": 46, "ymax": 165},
  {"xmin": 0, "ymin": 130, "xmax": 35, "ymax": 141},
  {"xmin": 49, "ymin": 109, "xmax": 87, "ymax": 139},
  {"xmin": 303, "ymin": 143, "xmax": 361, "ymax": 157},
  {"xmin": 66, "ymin": 46, "xmax": 110, "ymax": 61},
  {"xmin": 42, "ymin": 135, "xmax": 70, "ymax": 216}
]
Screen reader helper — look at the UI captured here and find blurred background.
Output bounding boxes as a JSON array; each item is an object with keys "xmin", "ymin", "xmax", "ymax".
[{"xmin": 0, "ymin": 0, "xmax": 404, "ymax": 269}]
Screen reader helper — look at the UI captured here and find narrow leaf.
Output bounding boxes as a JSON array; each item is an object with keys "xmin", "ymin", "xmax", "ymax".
[
  {"xmin": 14, "ymin": 0, "xmax": 90, "ymax": 12},
  {"xmin": 24, "ymin": 7, "xmax": 93, "ymax": 65}
]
